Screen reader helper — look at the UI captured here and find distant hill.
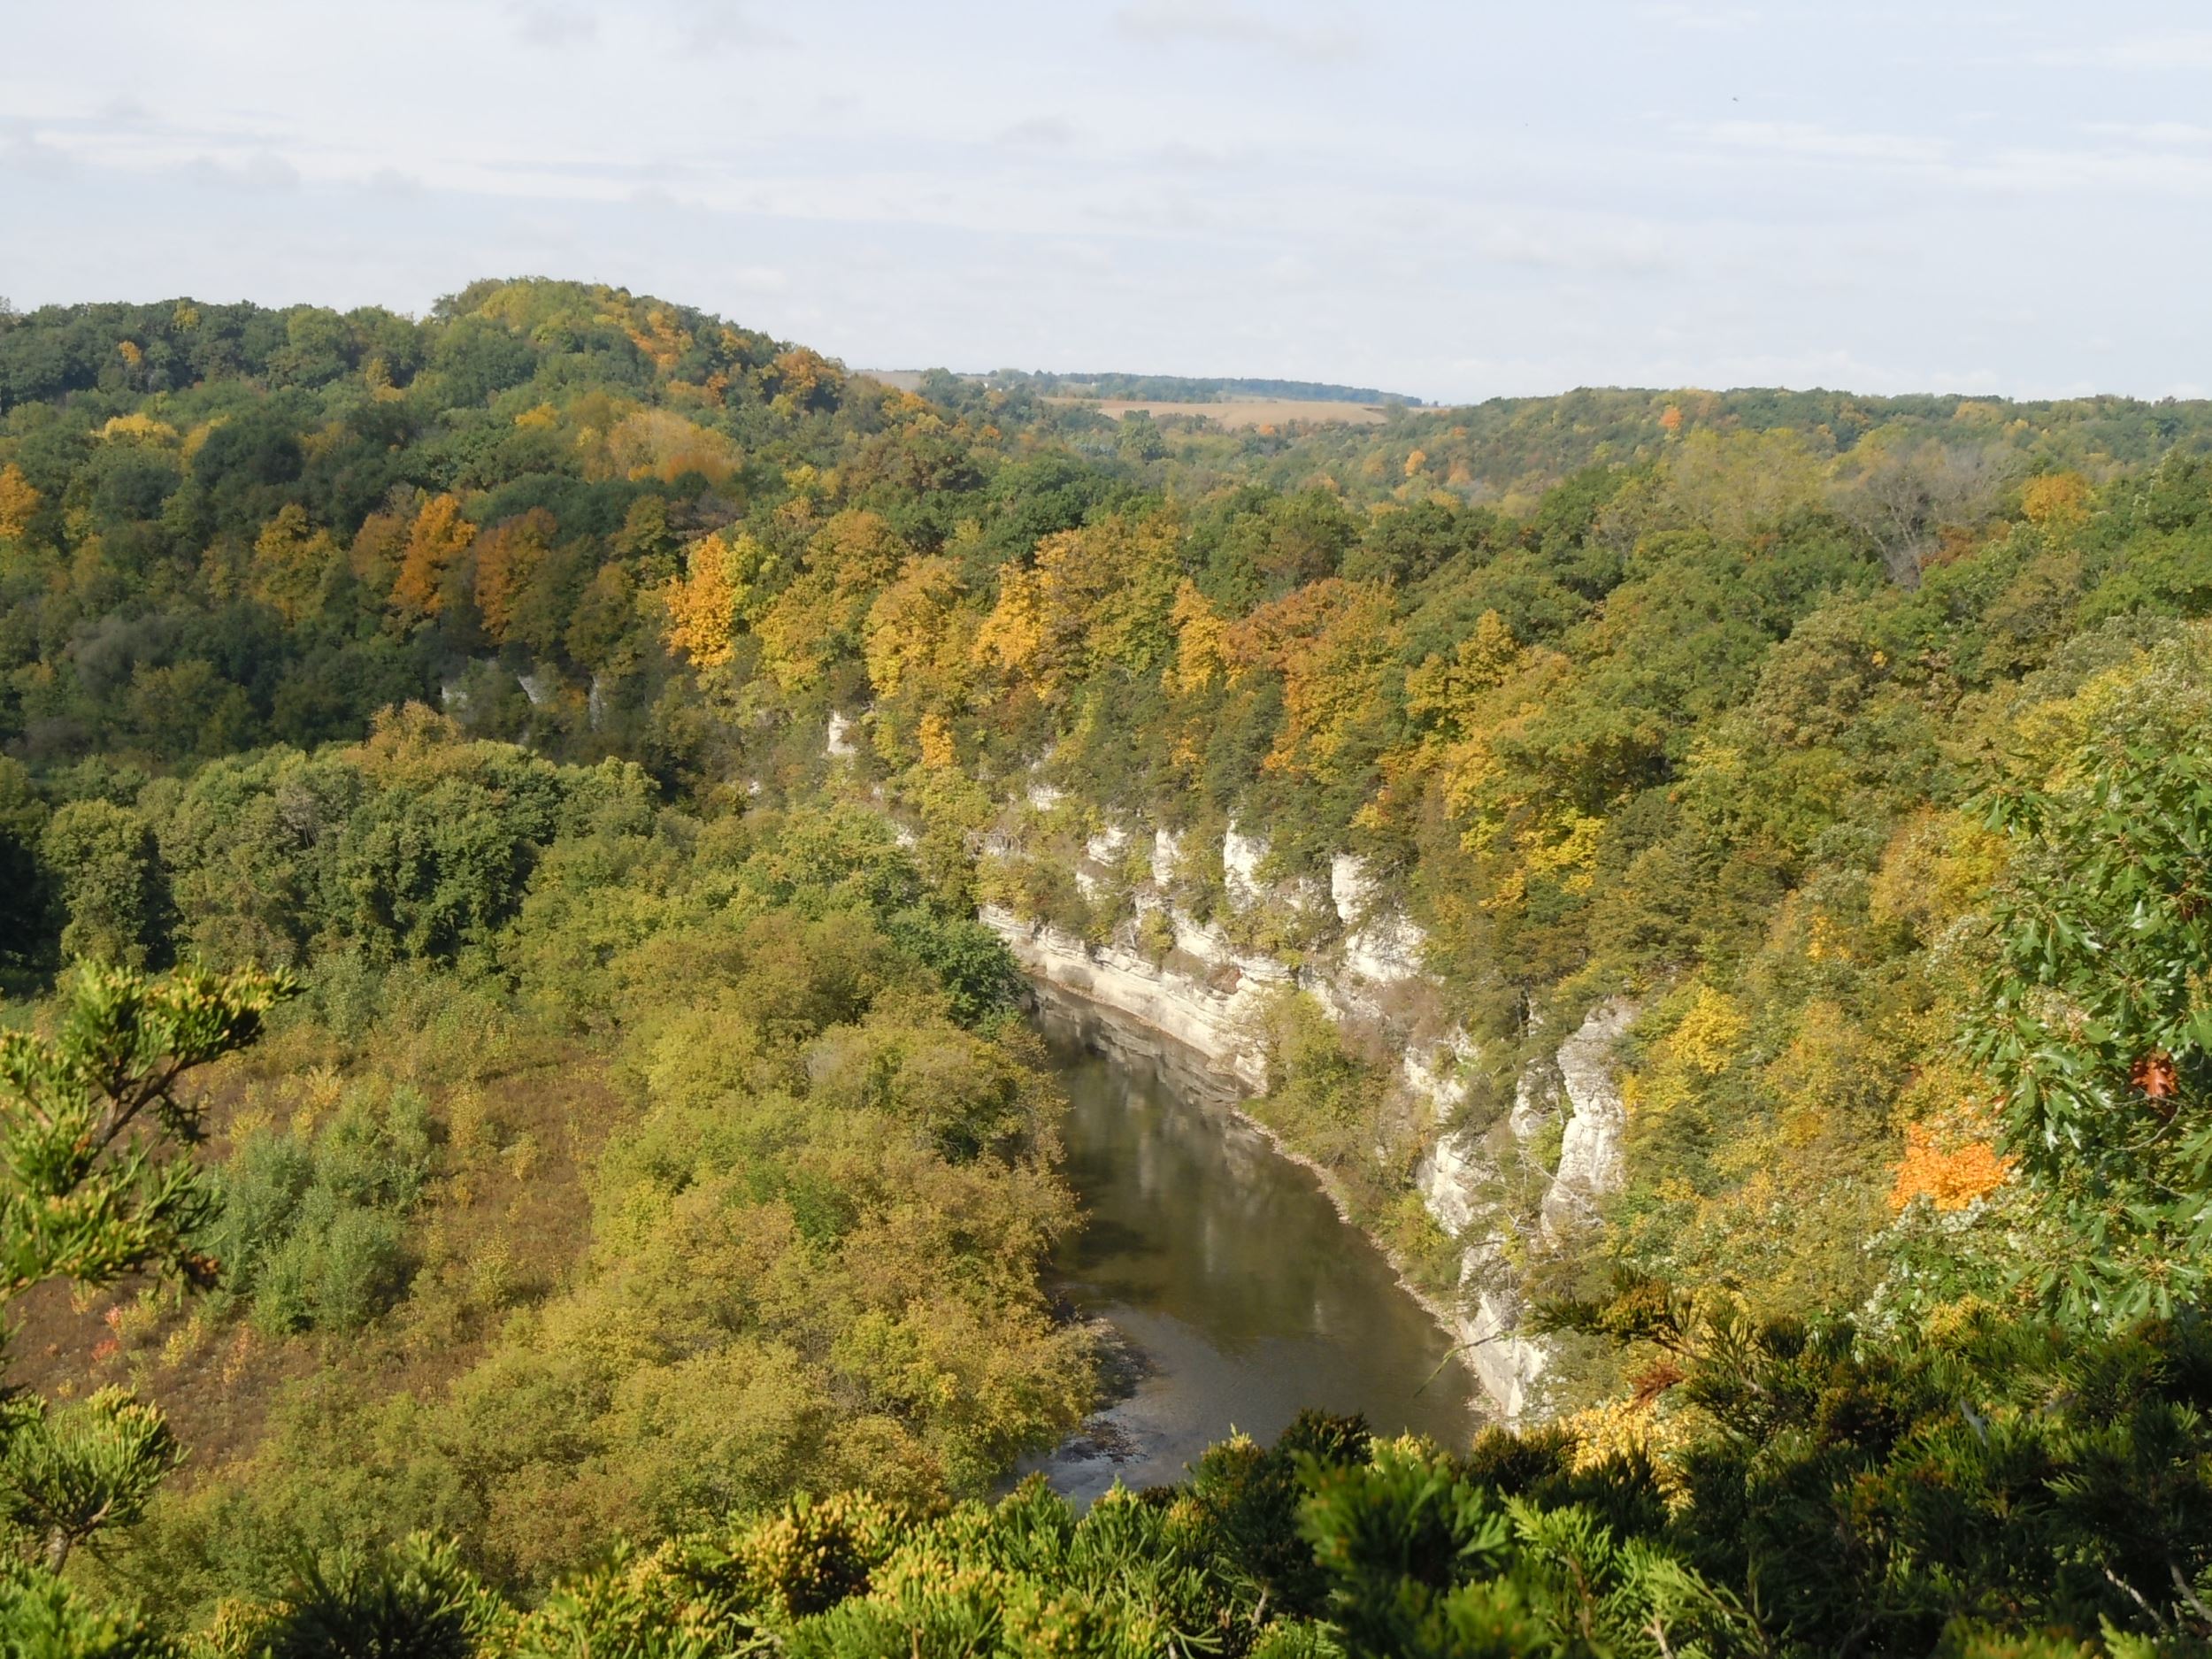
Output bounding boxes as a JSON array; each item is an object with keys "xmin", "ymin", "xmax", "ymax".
[
  {"xmin": 991, "ymin": 369, "xmax": 1419, "ymax": 405},
  {"xmin": 851, "ymin": 366, "xmax": 1419, "ymax": 406}
]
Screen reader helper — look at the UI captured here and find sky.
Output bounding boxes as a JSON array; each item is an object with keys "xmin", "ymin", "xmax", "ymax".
[{"xmin": 3, "ymin": 0, "xmax": 2209, "ymax": 403}]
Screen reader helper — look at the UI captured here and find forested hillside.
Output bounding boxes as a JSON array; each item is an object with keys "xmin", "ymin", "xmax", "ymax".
[{"xmin": 7, "ymin": 279, "xmax": 2212, "ymax": 1653}]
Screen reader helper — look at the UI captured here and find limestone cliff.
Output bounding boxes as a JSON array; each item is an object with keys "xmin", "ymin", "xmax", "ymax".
[{"xmin": 974, "ymin": 807, "xmax": 1637, "ymax": 1423}]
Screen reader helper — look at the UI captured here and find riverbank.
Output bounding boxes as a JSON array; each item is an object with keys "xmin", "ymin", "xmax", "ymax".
[
  {"xmin": 1010, "ymin": 956, "xmax": 1528, "ymax": 1425},
  {"xmin": 1019, "ymin": 989, "xmax": 1481, "ymax": 1501}
]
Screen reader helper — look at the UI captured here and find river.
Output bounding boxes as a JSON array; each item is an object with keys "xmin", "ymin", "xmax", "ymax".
[{"xmin": 1018, "ymin": 987, "xmax": 1482, "ymax": 1505}]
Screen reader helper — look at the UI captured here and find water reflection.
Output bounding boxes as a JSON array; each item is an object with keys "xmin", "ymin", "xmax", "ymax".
[{"xmin": 1021, "ymin": 989, "xmax": 1481, "ymax": 1505}]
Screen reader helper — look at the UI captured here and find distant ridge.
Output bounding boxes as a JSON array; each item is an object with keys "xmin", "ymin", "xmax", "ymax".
[
  {"xmin": 851, "ymin": 367, "xmax": 1420, "ymax": 406},
  {"xmin": 991, "ymin": 369, "xmax": 1419, "ymax": 405}
]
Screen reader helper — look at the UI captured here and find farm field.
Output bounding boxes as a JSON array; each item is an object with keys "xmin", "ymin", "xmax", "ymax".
[{"xmin": 1075, "ymin": 396, "xmax": 1392, "ymax": 426}]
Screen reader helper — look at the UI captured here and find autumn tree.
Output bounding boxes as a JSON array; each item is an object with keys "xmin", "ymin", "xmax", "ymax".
[
  {"xmin": 661, "ymin": 529, "xmax": 755, "ymax": 668},
  {"xmin": 473, "ymin": 508, "xmax": 558, "ymax": 645},
  {"xmin": 0, "ymin": 463, "xmax": 40, "ymax": 541},
  {"xmin": 249, "ymin": 503, "xmax": 338, "ymax": 625},
  {"xmin": 391, "ymin": 492, "xmax": 476, "ymax": 618}
]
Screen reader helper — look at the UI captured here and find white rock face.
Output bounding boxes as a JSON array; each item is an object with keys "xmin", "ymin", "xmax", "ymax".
[
  {"xmin": 1402, "ymin": 1035, "xmax": 1473, "ymax": 1116},
  {"xmin": 1330, "ymin": 853, "xmax": 1375, "ymax": 925},
  {"xmin": 588, "ymin": 673, "xmax": 607, "ymax": 731},
  {"xmin": 1540, "ymin": 1000, "xmax": 1639, "ymax": 1240},
  {"xmin": 1084, "ymin": 826, "xmax": 1128, "ymax": 864},
  {"xmin": 1509, "ymin": 1068, "xmax": 1560, "ymax": 1141},
  {"xmin": 1026, "ymin": 782, "xmax": 1065, "ymax": 811},
  {"xmin": 826, "ymin": 710, "xmax": 856, "ymax": 757},
  {"xmin": 1344, "ymin": 911, "xmax": 1428, "ymax": 985},
  {"xmin": 1463, "ymin": 1281, "xmax": 1551, "ymax": 1421},
  {"xmin": 1417, "ymin": 1129, "xmax": 1486, "ymax": 1234},
  {"xmin": 1152, "ymin": 827, "xmax": 1183, "ymax": 889},
  {"xmin": 518, "ymin": 669, "xmax": 551, "ymax": 708},
  {"xmin": 1325, "ymin": 852, "xmax": 1428, "ymax": 984},
  {"xmin": 1222, "ymin": 823, "xmax": 1268, "ymax": 908},
  {"xmin": 979, "ymin": 905, "xmax": 1279, "ymax": 1089}
]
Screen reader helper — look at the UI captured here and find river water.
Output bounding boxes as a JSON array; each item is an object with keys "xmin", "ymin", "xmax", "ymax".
[{"xmin": 1018, "ymin": 988, "xmax": 1482, "ymax": 1505}]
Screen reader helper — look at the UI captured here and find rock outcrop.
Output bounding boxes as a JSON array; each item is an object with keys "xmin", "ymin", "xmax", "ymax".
[{"xmin": 978, "ymin": 815, "xmax": 1638, "ymax": 1424}]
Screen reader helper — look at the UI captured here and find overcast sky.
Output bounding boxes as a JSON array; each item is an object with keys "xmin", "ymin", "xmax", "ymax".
[{"xmin": 3, "ymin": 1, "xmax": 2208, "ymax": 403}]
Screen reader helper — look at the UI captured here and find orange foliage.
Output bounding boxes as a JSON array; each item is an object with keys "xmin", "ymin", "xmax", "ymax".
[
  {"xmin": 2132, "ymin": 1049, "xmax": 2178, "ymax": 1102},
  {"xmin": 391, "ymin": 494, "xmax": 476, "ymax": 618},
  {"xmin": 1890, "ymin": 1124, "xmax": 2011, "ymax": 1212},
  {"xmin": 473, "ymin": 509, "xmax": 557, "ymax": 644}
]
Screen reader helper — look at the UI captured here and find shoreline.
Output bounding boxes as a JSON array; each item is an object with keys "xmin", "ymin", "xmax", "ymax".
[{"xmin": 1023, "ymin": 975, "xmax": 1492, "ymax": 1425}]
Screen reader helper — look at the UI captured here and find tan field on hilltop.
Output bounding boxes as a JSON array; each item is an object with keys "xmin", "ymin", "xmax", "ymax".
[{"xmin": 1067, "ymin": 396, "xmax": 1394, "ymax": 427}]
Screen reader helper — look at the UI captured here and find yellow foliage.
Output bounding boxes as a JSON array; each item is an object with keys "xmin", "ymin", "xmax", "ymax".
[
  {"xmin": 1519, "ymin": 812, "xmax": 1604, "ymax": 895},
  {"xmin": 250, "ymin": 504, "xmax": 338, "ymax": 625},
  {"xmin": 864, "ymin": 557, "xmax": 969, "ymax": 703},
  {"xmin": 624, "ymin": 303, "xmax": 695, "ymax": 372},
  {"xmin": 1868, "ymin": 809, "xmax": 2010, "ymax": 940},
  {"xmin": 1890, "ymin": 1123, "xmax": 2011, "ymax": 1212},
  {"xmin": 605, "ymin": 408, "xmax": 741, "ymax": 485},
  {"xmin": 97, "ymin": 412, "xmax": 178, "ymax": 445},
  {"xmin": 918, "ymin": 712, "xmax": 956, "ymax": 770},
  {"xmin": 1408, "ymin": 611, "xmax": 1521, "ymax": 733},
  {"xmin": 974, "ymin": 565, "xmax": 1045, "ymax": 676},
  {"xmin": 662, "ymin": 532, "xmax": 752, "ymax": 668},
  {"xmin": 756, "ymin": 511, "xmax": 906, "ymax": 694},
  {"xmin": 1164, "ymin": 580, "xmax": 1228, "ymax": 694},
  {"xmin": 2022, "ymin": 471, "xmax": 2090, "ymax": 526},
  {"xmin": 1665, "ymin": 987, "xmax": 1747, "ymax": 1077},
  {"xmin": 1402, "ymin": 448, "xmax": 1427, "ymax": 478},
  {"xmin": 1556, "ymin": 1392, "xmax": 1696, "ymax": 1483},
  {"xmin": 117, "ymin": 340, "xmax": 142, "ymax": 367},
  {"xmin": 1803, "ymin": 913, "xmax": 1850, "ymax": 964},
  {"xmin": 975, "ymin": 517, "xmax": 1180, "ymax": 699},
  {"xmin": 514, "ymin": 402, "xmax": 561, "ymax": 430},
  {"xmin": 0, "ymin": 464, "xmax": 42, "ymax": 540},
  {"xmin": 1663, "ymin": 427, "xmax": 1824, "ymax": 541},
  {"xmin": 1224, "ymin": 579, "xmax": 1402, "ymax": 785}
]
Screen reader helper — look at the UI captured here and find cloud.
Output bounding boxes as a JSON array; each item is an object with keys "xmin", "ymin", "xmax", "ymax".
[
  {"xmin": 1471, "ymin": 222, "xmax": 1673, "ymax": 274},
  {"xmin": 509, "ymin": 3, "xmax": 596, "ymax": 47},
  {"xmin": 672, "ymin": 1, "xmax": 789, "ymax": 51},
  {"xmin": 1640, "ymin": 4, "xmax": 1760, "ymax": 31},
  {"xmin": 2031, "ymin": 30, "xmax": 2212, "ymax": 69},
  {"xmin": 1693, "ymin": 120, "xmax": 1947, "ymax": 165},
  {"xmin": 2082, "ymin": 120, "xmax": 2212, "ymax": 147},
  {"xmin": 995, "ymin": 115, "xmax": 1077, "ymax": 150},
  {"xmin": 1111, "ymin": 1, "xmax": 1359, "ymax": 62}
]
